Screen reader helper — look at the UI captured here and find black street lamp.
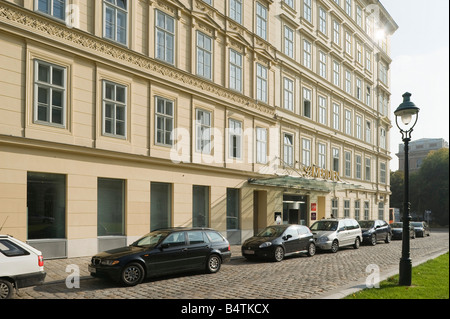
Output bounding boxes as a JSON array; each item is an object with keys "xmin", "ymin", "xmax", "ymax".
[{"xmin": 394, "ymin": 92, "xmax": 420, "ymax": 286}]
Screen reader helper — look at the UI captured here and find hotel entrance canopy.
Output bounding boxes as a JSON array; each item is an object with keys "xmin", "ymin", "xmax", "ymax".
[{"xmin": 248, "ymin": 175, "xmax": 364, "ymax": 193}]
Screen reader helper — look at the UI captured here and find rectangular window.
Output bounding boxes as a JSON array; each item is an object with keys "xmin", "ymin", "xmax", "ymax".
[
  {"xmin": 36, "ymin": 0, "xmax": 66, "ymax": 20},
  {"xmin": 378, "ymin": 202, "xmax": 384, "ymax": 220},
  {"xmin": 319, "ymin": 96, "xmax": 327, "ymax": 125},
  {"xmin": 356, "ymin": 78, "xmax": 362, "ymax": 100},
  {"xmin": 365, "ymin": 120, "xmax": 371, "ymax": 143},
  {"xmin": 155, "ymin": 9, "xmax": 175, "ymax": 64},
  {"xmin": 345, "ymin": 151, "xmax": 351, "ymax": 177},
  {"xmin": 103, "ymin": 81, "xmax": 127, "ymax": 138},
  {"xmin": 193, "ymin": 185, "xmax": 210, "ymax": 227},
  {"xmin": 345, "ymin": 0, "xmax": 352, "ymax": 16},
  {"xmin": 366, "ymin": 86, "xmax": 372, "ymax": 106},
  {"xmin": 365, "ymin": 157, "xmax": 371, "ymax": 181},
  {"xmin": 333, "ymin": 103, "xmax": 340, "ymax": 130},
  {"xmin": 333, "ymin": 61, "xmax": 340, "ymax": 87},
  {"xmin": 319, "ymin": 51, "xmax": 327, "ymax": 78},
  {"xmin": 104, "ymin": 0, "xmax": 128, "ymax": 45},
  {"xmin": 318, "ymin": 143, "xmax": 326, "ymax": 169},
  {"xmin": 284, "ymin": 0, "xmax": 294, "ymax": 8},
  {"xmin": 303, "ymin": 40, "xmax": 312, "ymax": 69},
  {"xmin": 155, "ymin": 96, "xmax": 174, "ymax": 146},
  {"xmin": 380, "ymin": 127, "xmax": 386, "ymax": 149},
  {"xmin": 284, "ymin": 26, "xmax": 294, "ymax": 58},
  {"xmin": 283, "ymin": 133, "xmax": 294, "ymax": 167},
  {"xmin": 229, "ymin": 119, "xmax": 242, "ymax": 159},
  {"xmin": 34, "ymin": 60, "xmax": 66, "ymax": 127},
  {"xmin": 345, "ymin": 32, "xmax": 352, "ymax": 55},
  {"xmin": 230, "ymin": 0, "xmax": 242, "ymax": 24},
  {"xmin": 284, "ymin": 77, "xmax": 294, "ymax": 111},
  {"xmin": 27, "ymin": 172, "xmax": 66, "ymax": 240},
  {"xmin": 356, "ymin": 43, "xmax": 362, "ymax": 64},
  {"xmin": 345, "ymin": 70, "xmax": 352, "ymax": 94},
  {"xmin": 197, "ymin": 31, "xmax": 212, "ymax": 79},
  {"xmin": 380, "ymin": 162, "xmax": 387, "ymax": 184},
  {"xmin": 356, "ymin": 6, "xmax": 362, "ymax": 27},
  {"xmin": 256, "ymin": 127, "xmax": 268, "ymax": 164},
  {"xmin": 366, "ymin": 51, "xmax": 372, "ymax": 71},
  {"xmin": 364, "ymin": 201, "xmax": 370, "ymax": 220},
  {"xmin": 332, "ymin": 148, "xmax": 340, "ymax": 173},
  {"xmin": 331, "ymin": 198, "xmax": 338, "ymax": 218},
  {"xmin": 256, "ymin": 64, "xmax": 268, "ymax": 103},
  {"xmin": 98, "ymin": 178, "xmax": 125, "ymax": 236},
  {"xmin": 226, "ymin": 188, "xmax": 240, "ymax": 230},
  {"xmin": 356, "ymin": 154, "xmax": 362, "ymax": 179},
  {"xmin": 356, "ymin": 115, "xmax": 362, "ymax": 139},
  {"xmin": 319, "ymin": 7, "xmax": 327, "ymax": 34},
  {"xmin": 303, "ymin": 88, "xmax": 312, "ymax": 118},
  {"xmin": 333, "ymin": 20, "xmax": 340, "ymax": 45},
  {"xmin": 196, "ymin": 109, "xmax": 212, "ymax": 154},
  {"xmin": 304, "ymin": 0, "xmax": 312, "ymax": 23},
  {"xmin": 151, "ymin": 182, "xmax": 172, "ymax": 231},
  {"xmin": 302, "ymin": 138, "xmax": 311, "ymax": 167},
  {"xmin": 256, "ymin": 3, "xmax": 267, "ymax": 40},
  {"xmin": 354, "ymin": 200, "xmax": 360, "ymax": 220},
  {"xmin": 229, "ymin": 49, "xmax": 243, "ymax": 92},
  {"xmin": 345, "ymin": 109, "xmax": 352, "ymax": 135},
  {"xmin": 344, "ymin": 200, "xmax": 350, "ymax": 218}
]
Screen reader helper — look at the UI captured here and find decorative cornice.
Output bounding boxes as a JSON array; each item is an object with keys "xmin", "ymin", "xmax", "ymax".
[{"xmin": 0, "ymin": 2, "xmax": 275, "ymax": 118}]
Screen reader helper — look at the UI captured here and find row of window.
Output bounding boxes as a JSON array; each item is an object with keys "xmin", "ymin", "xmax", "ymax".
[{"xmin": 331, "ymin": 199, "xmax": 386, "ymax": 220}]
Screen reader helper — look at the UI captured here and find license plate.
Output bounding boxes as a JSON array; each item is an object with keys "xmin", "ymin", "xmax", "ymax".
[
  {"xmin": 243, "ymin": 250, "xmax": 255, "ymax": 255},
  {"xmin": 88, "ymin": 265, "xmax": 96, "ymax": 273}
]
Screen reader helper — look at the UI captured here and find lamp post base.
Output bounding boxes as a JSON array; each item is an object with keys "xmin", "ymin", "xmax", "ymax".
[{"xmin": 399, "ymin": 258, "xmax": 412, "ymax": 286}]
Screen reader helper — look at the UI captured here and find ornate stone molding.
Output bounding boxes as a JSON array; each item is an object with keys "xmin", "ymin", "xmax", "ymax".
[{"xmin": 0, "ymin": 2, "xmax": 275, "ymax": 117}]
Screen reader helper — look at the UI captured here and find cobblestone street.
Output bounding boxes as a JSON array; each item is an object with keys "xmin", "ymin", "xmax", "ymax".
[{"xmin": 13, "ymin": 229, "xmax": 449, "ymax": 300}]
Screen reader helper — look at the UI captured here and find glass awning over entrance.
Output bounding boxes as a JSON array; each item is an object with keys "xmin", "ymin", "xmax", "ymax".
[{"xmin": 248, "ymin": 175, "xmax": 364, "ymax": 193}]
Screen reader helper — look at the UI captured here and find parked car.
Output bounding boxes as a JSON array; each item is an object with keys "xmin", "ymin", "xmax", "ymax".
[
  {"xmin": 359, "ymin": 220, "xmax": 392, "ymax": 245},
  {"xmin": 311, "ymin": 219, "xmax": 362, "ymax": 253},
  {"xmin": 411, "ymin": 221, "xmax": 431, "ymax": 237},
  {"xmin": 0, "ymin": 235, "xmax": 46, "ymax": 299},
  {"xmin": 391, "ymin": 222, "xmax": 416, "ymax": 240},
  {"xmin": 241, "ymin": 224, "xmax": 316, "ymax": 262},
  {"xmin": 88, "ymin": 228, "xmax": 231, "ymax": 286}
]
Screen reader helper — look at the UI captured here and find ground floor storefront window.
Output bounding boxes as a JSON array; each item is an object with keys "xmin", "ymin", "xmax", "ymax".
[
  {"xmin": 193, "ymin": 185, "xmax": 209, "ymax": 227},
  {"xmin": 151, "ymin": 182, "xmax": 172, "ymax": 231},
  {"xmin": 97, "ymin": 178, "xmax": 125, "ymax": 236}
]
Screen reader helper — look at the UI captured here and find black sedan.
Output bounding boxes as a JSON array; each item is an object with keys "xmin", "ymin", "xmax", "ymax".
[
  {"xmin": 88, "ymin": 228, "xmax": 231, "ymax": 286},
  {"xmin": 358, "ymin": 220, "xmax": 392, "ymax": 245},
  {"xmin": 391, "ymin": 222, "xmax": 416, "ymax": 240},
  {"xmin": 411, "ymin": 221, "xmax": 431, "ymax": 237},
  {"xmin": 241, "ymin": 224, "xmax": 315, "ymax": 262}
]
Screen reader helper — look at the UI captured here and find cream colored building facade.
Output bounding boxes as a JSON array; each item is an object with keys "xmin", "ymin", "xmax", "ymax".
[{"xmin": 0, "ymin": 0, "xmax": 397, "ymax": 258}]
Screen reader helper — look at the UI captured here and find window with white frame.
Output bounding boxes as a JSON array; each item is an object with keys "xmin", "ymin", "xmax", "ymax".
[
  {"xmin": 303, "ymin": 40, "xmax": 312, "ymax": 69},
  {"xmin": 364, "ymin": 201, "xmax": 370, "ymax": 220},
  {"xmin": 197, "ymin": 31, "xmax": 212, "ymax": 80},
  {"xmin": 256, "ymin": 127, "xmax": 267, "ymax": 164},
  {"xmin": 303, "ymin": 88, "xmax": 312, "ymax": 118},
  {"xmin": 356, "ymin": 78, "xmax": 362, "ymax": 100},
  {"xmin": 319, "ymin": 7, "xmax": 327, "ymax": 35},
  {"xmin": 256, "ymin": 3, "xmax": 268, "ymax": 40},
  {"xmin": 284, "ymin": 25, "xmax": 294, "ymax": 58},
  {"xmin": 104, "ymin": 0, "xmax": 128, "ymax": 45},
  {"xmin": 365, "ymin": 120, "xmax": 371, "ymax": 143},
  {"xmin": 332, "ymin": 148, "xmax": 340, "ymax": 173},
  {"xmin": 318, "ymin": 143, "xmax": 326, "ymax": 169},
  {"xmin": 229, "ymin": 119, "xmax": 242, "ymax": 159},
  {"xmin": 229, "ymin": 49, "xmax": 242, "ymax": 92},
  {"xmin": 333, "ymin": 61, "xmax": 340, "ymax": 87},
  {"xmin": 331, "ymin": 198, "xmax": 338, "ymax": 218},
  {"xmin": 155, "ymin": 96, "xmax": 174, "ymax": 146},
  {"xmin": 284, "ymin": 77, "xmax": 294, "ymax": 111},
  {"xmin": 345, "ymin": 70, "xmax": 352, "ymax": 94},
  {"xmin": 366, "ymin": 51, "xmax": 372, "ymax": 71},
  {"xmin": 283, "ymin": 133, "xmax": 294, "ymax": 167},
  {"xmin": 345, "ymin": 109, "xmax": 352, "ymax": 135},
  {"xmin": 345, "ymin": 32, "xmax": 352, "ymax": 55},
  {"xmin": 303, "ymin": 0, "xmax": 312, "ymax": 23},
  {"xmin": 380, "ymin": 127, "xmax": 386, "ymax": 149},
  {"xmin": 344, "ymin": 200, "xmax": 350, "ymax": 218},
  {"xmin": 366, "ymin": 86, "xmax": 372, "ymax": 106},
  {"xmin": 36, "ymin": 0, "xmax": 66, "ymax": 20},
  {"xmin": 356, "ymin": 115, "xmax": 362, "ymax": 139},
  {"xmin": 354, "ymin": 200, "xmax": 360, "ymax": 220},
  {"xmin": 345, "ymin": 0, "xmax": 352, "ymax": 17},
  {"xmin": 356, "ymin": 42, "xmax": 362, "ymax": 64},
  {"xmin": 319, "ymin": 51, "xmax": 327, "ymax": 78},
  {"xmin": 155, "ymin": 10, "xmax": 175, "ymax": 64},
  {"xmin": 378, "ymin": 202, "xmax": 384, "ymax": 220},
  {"xmin": 380, "ymin": 162, "xmax": 386, "ymax": 184},
  {"xmin": 365, "ymin": 157, "xmax": 371, "ymax": 181},
  {"xmin": 366, "ymin": 16, "xmax": 373, "ymax": 38},
  {"xmin": 345, "ymin": 151, "xmax": 351, "ymax": 177},
  {"xmin": 318, "ymin": 96, "xmax": 327, "ymax": 125},
  {"xmin": 380, "ymin": 63, "xmax": 388, "ymax": 84},
  {"xmin": 302, "ymin": 138, "xmax": 311, "ymax": 166},
  {"xmin": 34, "ymin": 60, "xmax": 67, "ymax": 127},
  {"xmin": 230, "ymin": 0, "xmax": 242, "ymax": 24},
  {"xmin": 356, "ymin": 154, "xmax": 362, "ymax": 179},
  {"xmin": 196, "ymin": 109, "xmax": 212, "ymax": 154},
  {"xmin": 103, "ymin": 81, "xmax": 127, "ymax": 138},
  {"xmin": 356, "ymin": 6, "xmax": 362, "ymax": 27},
  {"xmin": 284, "ymin": 0, "xmax": 294, "ymax": 9},
  {"xmin": 333, "ymin": 20, "xmax": 340, "ymax": 45},
  {"xmin": 333, "ymin": 103, "xmax": 340, "ymax": 130},
  {"xmin": 256, "ymin": 64, "xmax": 268, "ymax": 103}
]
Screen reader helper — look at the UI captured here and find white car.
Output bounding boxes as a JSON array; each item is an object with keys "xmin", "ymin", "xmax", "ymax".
[
  {"xmin": 311, "ymin": 218, "xmax": 362, "ymax": 253},
  {"xmin": 0, "ymin": 235, "xmax": 46, "ymax": 299}
]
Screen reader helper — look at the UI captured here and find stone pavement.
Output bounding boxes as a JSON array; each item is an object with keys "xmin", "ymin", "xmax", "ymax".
[{"xmin": 13, "ymin": 229, "xmax": 449, "ymax": 299}]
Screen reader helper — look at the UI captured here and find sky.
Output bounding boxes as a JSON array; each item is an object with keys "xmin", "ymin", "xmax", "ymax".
[{"xmin": 381, "ymin": 0, "xmax": 450, "ymax": 171}]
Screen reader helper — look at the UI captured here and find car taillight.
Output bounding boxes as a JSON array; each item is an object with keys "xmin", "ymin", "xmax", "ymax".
[
  {"xmin": 38, "ymin": 255, "xmax": 44, "ymax": 267},
  {"xmin": 228, "ymin": 244, "xmax": 231, "ymax": 251}
]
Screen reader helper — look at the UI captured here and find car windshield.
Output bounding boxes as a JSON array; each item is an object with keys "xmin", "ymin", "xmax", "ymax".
[
  {"xmin": 256, "ymin": 226, "xmax": 286, "ymax": 237},
  {"xmin": 310, "ymin": 220, "xmax": 338, "ymax": 231},
  {"xmin": 391, "ymin": 222, "xmax": 403, "ymax": 228},
  {"xmin": 358, "ymin": 221, "xmax": 374, "ymax": 228},
  {"xmin": 411, "ymin": 222, "xmax": 423, "ymax": 227},
  {"xmin": 131, "ymin": 231, "xmax": 169, "ymax": 247}
]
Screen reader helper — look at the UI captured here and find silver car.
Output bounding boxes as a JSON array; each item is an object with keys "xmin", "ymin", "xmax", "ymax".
[{"xmin": 310, "ymin": 219, "xmax": 362, "ymax": 253}]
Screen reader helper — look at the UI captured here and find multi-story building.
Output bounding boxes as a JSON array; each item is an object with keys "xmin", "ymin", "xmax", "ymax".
[
  {"xmin": 396, "ymin": 138, "xmax": 449, "ymax": 173},
  {"xmin": 0, "ymin": 0, "xmax": 397, "ymax": 258}
]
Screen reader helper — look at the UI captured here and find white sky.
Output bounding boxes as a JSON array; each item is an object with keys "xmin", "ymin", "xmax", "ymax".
[{"xmin": 381, "ymin": 0, "xmax": 450, "ymax": 171}]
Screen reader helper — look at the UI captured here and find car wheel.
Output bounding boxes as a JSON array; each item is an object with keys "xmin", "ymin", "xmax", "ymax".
[
  {"xmin": 385, "ymin": 233, "xmax": 392, "ymax": 243},
  {"xmin": 307, "ymin": 242, "xmax": 316, "ymax": 257},
  {"xmin": 370, "ymin": 234, "xmax": 377, "ymax": 246},
  {"xmin": 273, "ymin": 246, "xmax": 284, "ymax": 262},
  {"xmin": 331, "ymin": 240, "xmax": 339, "ymax": 253},
  {"xmin": 206, "ymin": 254, "xmax": 222, "ymax": 274},
  {"xmin": 120, "ymin": 262, "xmax": 145, "ymax": 287},
  {"xmin": 0, "ymin": 279, "xmax": 14, "ymax": 299},
  {"xmin": 354, "ymin": 237, "xmax": 360, "ymax": 249}
]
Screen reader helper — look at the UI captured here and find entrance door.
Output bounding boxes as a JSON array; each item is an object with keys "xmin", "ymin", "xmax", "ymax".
[
  {"xmin": 253, "ymin": 191, "xmax": 267, "ymax": 235},
  {"xmin": 288, "ymin": 209, "xmax": 299, "ymax": 224}
]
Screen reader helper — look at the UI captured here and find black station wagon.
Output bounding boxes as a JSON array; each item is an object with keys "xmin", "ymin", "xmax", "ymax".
[{"xmin": 88, "ymin": 228, "xmax": 231, "ymax": 286}]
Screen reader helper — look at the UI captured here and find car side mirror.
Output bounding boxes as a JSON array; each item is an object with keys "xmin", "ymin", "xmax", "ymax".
[
  {"xmin": 282, "ymin": 234, "xmax": 292, "ymax": 241},
  {"xmin": 160, "ymin": 243, "xmax": 170, "ymax": 250}
]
